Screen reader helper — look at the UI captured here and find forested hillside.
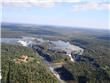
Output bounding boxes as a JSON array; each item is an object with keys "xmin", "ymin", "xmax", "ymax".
[{"xmin": 1, "ymin": 43, "xmax": 58, "ymax": 83}]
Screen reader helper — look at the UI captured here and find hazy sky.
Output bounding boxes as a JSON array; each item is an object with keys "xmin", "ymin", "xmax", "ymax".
[{"xmin": 1, "ymin": 0, "xmax": 110, "ymax": 29}]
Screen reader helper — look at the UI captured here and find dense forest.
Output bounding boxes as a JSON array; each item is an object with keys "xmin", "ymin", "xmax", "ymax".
[
  {"xmin": 63, "ymin": 60, "xmax": 110, "ymax": 83},
  {"xmin": 1, "ymin": 43, "xmax": 58, "ymax": 83},
  {"xmin": 63, "ymin": 35, "xmax": 110, "ymax": 83}
]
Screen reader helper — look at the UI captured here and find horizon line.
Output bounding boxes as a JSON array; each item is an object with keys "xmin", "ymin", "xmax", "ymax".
[{"xmin": 1, "ymin": 21, "xmax": 109, "ymax": 31}]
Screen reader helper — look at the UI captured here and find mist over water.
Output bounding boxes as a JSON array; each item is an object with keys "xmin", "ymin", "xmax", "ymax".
[{"xmin": 51, "ymin": 40, "xmax": 84, "ymax": 55}]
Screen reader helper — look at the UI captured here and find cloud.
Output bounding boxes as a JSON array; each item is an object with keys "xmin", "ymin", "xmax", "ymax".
[
  {"xmin": 1, "ymin": 0, "xmax": 80, "ymax": 7},
  {"xmin": 1, "ymin": 0, "xmax": 53, "ymax": 7},
  {"xmin": 1, "ymin": 0, "xmax": 109, "ymax": 10},
  {"xmin": 1, "ymin": 0, "xmax": 109, "ymax": 11},
  {"xmin": 80, "ymin": 0, "xmax": 109, "ymax": 3},
  {"xmin": 72, "ymin": 3, "xmax": 110, "ymax": 12}
]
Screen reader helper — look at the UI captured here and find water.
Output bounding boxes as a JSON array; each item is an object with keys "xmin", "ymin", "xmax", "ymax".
[
  {"xmin": 52, "ymin": 40, "xmax": 70, "ymax": 49},
  {"xmin": 1, "ymin": 37, "xmax": 36, "ymax": 47},
  {"xmin": 1, "ymin": 38, "xmax": 21, "ymax": 44},
  {"xmin": 51, "ymin": 40, "xmax": 84, "ymax": 54}
]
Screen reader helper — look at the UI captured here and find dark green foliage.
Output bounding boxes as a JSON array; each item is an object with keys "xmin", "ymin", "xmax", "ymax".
[
  {"xmin": 1, "ymin": 43, "xmax": 58, "ymax": 83},
  {"xmin": 69, "ymin": 36, "xmax": 110, "ymax": 83},
  {"xmin": 64, "ymin": 61, "xmax": 110, "ymax": 83},
  {"xmin": 47, "ymin": 51, "xmax": 70, "ymax": 63}
]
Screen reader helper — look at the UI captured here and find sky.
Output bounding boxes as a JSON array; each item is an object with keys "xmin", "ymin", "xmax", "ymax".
[{"xmin": 1, "ymin": 0, "xmax": 110, "ymax": 29}]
